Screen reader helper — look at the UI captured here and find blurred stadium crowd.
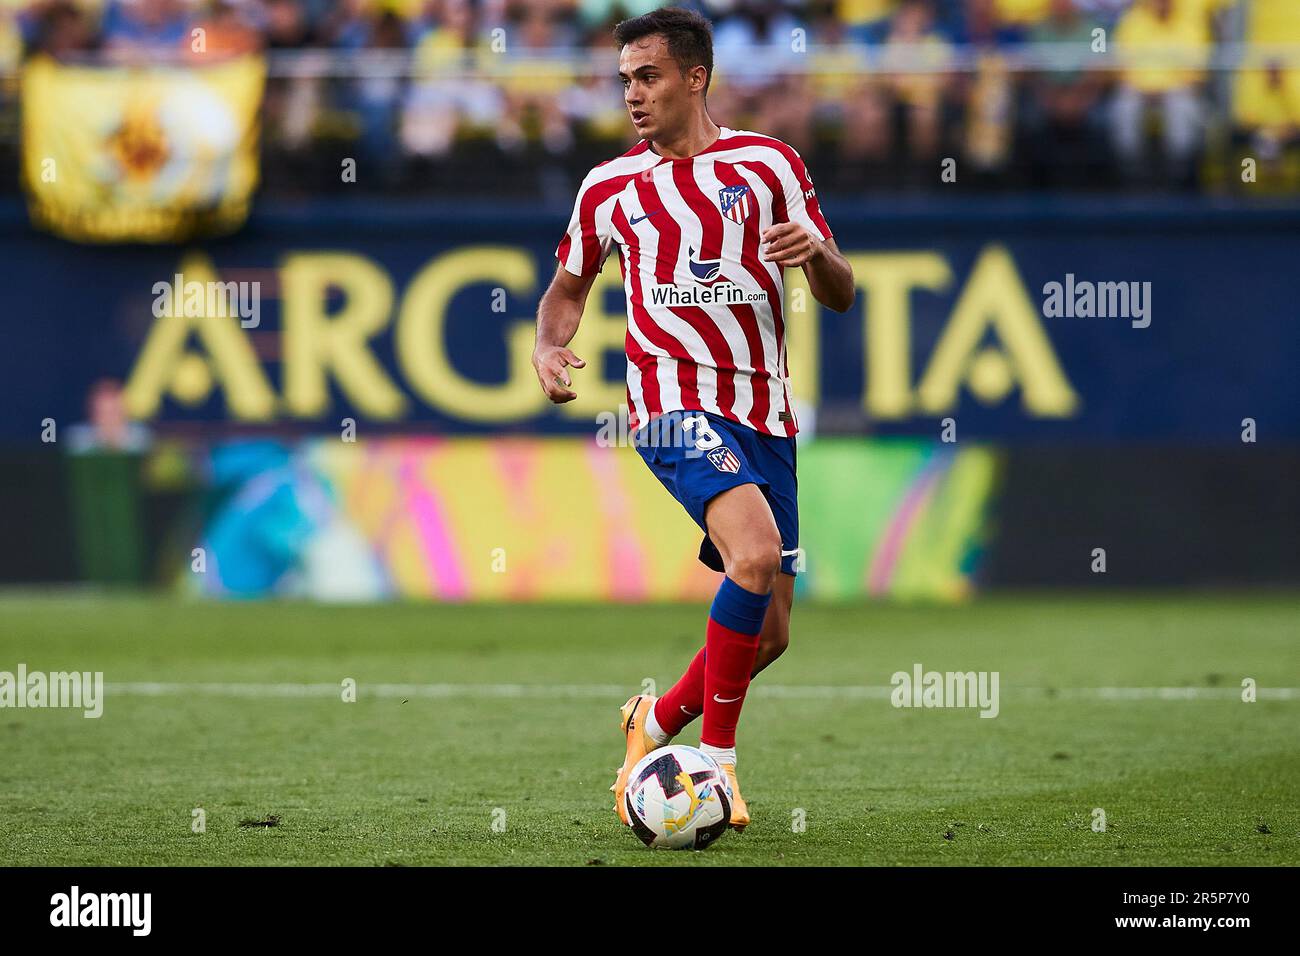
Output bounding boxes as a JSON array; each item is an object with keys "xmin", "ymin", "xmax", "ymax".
[{"xmin": 2, "ymin": 0, "xmax": 1299, "ymax": 196}]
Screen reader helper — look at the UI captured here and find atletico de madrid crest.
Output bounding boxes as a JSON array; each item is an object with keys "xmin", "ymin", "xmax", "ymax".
[
  {"xmin": 707, "ymin": 447, "xmax": 742, "ymax": 474},
  {"xmin": 718, "ymin": 185, "xmax": 752, "ymax": 224}
]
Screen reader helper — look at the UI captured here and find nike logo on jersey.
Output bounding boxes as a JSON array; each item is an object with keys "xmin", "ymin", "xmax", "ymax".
[
  {"xmin": 680, "ymin": 706, "xmax": 698, "ymax": 716},
  {"xmin": 712, "ymin": 693, "xmax": 743, "ymax": 704},
  {"xmin": 629, "ymin": 210, "xmax": 661, "ymax": 225}
]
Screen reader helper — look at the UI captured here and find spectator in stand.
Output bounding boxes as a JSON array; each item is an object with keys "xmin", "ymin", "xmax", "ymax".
[
  {"xmin": 188, "ymin": 0, "xmax": 262, "ymax": 59},
  {"xmin": 259, "ymin": 0, "xmax": 323, "ymax": 157},
  {"xmin": 101, "ymin": 0, "xmax": 192, "ymax": 61},
  {"xmin": 989, "ymin": 0, "xmax": 1051, "ymax": 40},
  {"xmin": 0, "ymin": 6, "xmax": 20, "ymax": 71},
  {"xmin": 319, "ymin": 1, "xmax": 412, "ymax": 176},
  {"xmin": 264, "ymin": 0, "xmax": 313, "ymax": 47},
  {"xmin": 709, "ymin": 0, "xmax": 813, "ymax": 152},
  {"xmin": 1022, "ymin": 0, "xmax": 1108, "ymax": 186},
  {"xmin": 824, "ymin": 1, "xmax": 893, "ymax": 185},
  {"xmin": 16, "ymin": 0, "xmax": 99, "ymax": 58},
  {"xmin": 1071, "ymin": 0, "xmax": 1137, "ymax": 25},
  {"xmin": 959, "ymin": 0, "xmax": 1017, "ymax": 181},
  {"xmin": 558, "ymin": 19, "xmax": 627, "ymax": 147},
  {"xmin": 402, "ymin": 0, "xmax": 504, "ymax": 157},
  {"xmin": 1180, "ymin": 0, "xmax": 1234, "ymax": 34},
  {"xmin": 879, "ymin": 0, "xmax": 954, "ymax": 174},
  {"xmin": 68, "ymin": 378, "xmax": 152, "ymax": 454},
  {"xmin": 496, "ymin": 0, "xmax": 579, "ymax": 153},
  {"xmin": 950, "ymin": 0, "xmax": 1028, "ymax": 46},
  {"xmin": 838, "ymin": 0, "xmax": 900, "ymax": 45},
  {"xmin": 359, "ymin": 6, "xmax": 408, "ymax": 167},
  {"xmin": 577, "ymin": 0, "xmax": 662, "ymax": 29},
  {"xmin": 1232, "ymin": 0, "xmax": 1300, "ymax": 177},
  {"xmin": 4, "ymin": 0, "xmax": 1294, "ymax": 200},
  {"xmin": 1110, "ymin": 0, "xmax": 1210, "ymax": 188},
  {"xmin": 322, "ymin": 0, "xmax": 381, "ymax": 48}
]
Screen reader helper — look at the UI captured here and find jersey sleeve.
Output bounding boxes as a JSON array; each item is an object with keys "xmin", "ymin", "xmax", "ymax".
[
  {"xmin": 780, "ymin": 149, "xmax": 832, "ymax": 243},
  {"xmin": 555, "ymin": 175, "xmax": 614, "ymax": 279}
]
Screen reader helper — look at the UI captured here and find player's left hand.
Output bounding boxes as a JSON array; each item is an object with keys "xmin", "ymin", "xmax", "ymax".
[{"xmin": 760, "ymin": 222, "xmax": 823, "ymax": 268}]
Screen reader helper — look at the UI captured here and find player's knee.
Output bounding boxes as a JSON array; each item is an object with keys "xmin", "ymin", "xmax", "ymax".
[{"xmin": 726, "ymin": 540, "xmax": 781, "ymax": 593}]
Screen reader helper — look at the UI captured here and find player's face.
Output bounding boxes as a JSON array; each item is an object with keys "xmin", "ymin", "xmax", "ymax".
[{"xmin": 618, "ymin": 35, "xmax": 699, "ymax": 142}]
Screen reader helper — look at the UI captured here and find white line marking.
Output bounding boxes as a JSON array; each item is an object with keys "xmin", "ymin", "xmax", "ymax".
[{"xmin": 103, "ymin": 682, "xmax": 1300, "ymax": 701}]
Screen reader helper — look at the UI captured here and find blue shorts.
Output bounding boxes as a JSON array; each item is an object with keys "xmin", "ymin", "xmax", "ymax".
[{"xmin": 634, "ymin": 410, "xmax": 800, "ymax": 576}]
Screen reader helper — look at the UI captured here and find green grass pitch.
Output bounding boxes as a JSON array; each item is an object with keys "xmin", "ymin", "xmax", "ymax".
[{"xmin": 0, "ymin": 592, "xmax": 1296, "ymax": 866}]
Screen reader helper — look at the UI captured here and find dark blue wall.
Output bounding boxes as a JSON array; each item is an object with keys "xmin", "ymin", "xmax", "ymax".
[{"xmin": 2, "ymin": 195, "xmax": 1297, "ymax": 443}]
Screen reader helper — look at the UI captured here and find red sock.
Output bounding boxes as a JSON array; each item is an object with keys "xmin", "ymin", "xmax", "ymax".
[
  {"xmin": 701, "ymin": 622, "xmax": 760, "ymax": 748},
  {"xmin": 701, "ymin": 577, "xmax": 770, "ymax": 749},
  {"xmin": 653, "ymin": 647, "xmax": 706, "ymax": 738}
]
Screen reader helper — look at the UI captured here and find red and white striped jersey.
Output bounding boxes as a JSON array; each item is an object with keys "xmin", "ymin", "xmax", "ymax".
[{"xmin": 555, "ymin": 126, "xmax": 833, "ymax": 437}]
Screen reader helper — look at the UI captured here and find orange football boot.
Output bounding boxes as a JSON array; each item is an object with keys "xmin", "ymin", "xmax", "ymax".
[
  {"xmin": 611, "ymin": 694, "xmax": 663, "ymax": 824},
  {"xmin": 719, "ymin": 763, "xmax": 749, "ymax": 831}
]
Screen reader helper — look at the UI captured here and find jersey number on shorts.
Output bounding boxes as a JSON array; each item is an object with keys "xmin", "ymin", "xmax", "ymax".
[{"xmin": 682, "ymin": 414, "xmax": 723, "ymax": 451}]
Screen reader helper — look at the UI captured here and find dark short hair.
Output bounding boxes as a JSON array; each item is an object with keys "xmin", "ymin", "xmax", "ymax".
[{"xmin": 613, "ymin": 6, "xmax": 714, "ymax": 93}]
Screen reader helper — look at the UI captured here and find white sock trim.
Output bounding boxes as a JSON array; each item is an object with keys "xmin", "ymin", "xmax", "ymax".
[
  {"xmin": 644, "ymin": 701, "xmax": 672, "ymax": 746},
  {"xmin": 700, "ymin": 743, "xmax": 736, "ymax": 767}
]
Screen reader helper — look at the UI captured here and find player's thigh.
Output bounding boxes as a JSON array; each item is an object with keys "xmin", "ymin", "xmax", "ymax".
[{"xmin": 703, "ymin": 483, "xmax": 782, "ymax": 579}]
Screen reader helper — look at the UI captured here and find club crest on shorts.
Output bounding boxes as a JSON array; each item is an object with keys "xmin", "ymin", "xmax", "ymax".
[
  {"xmin": 718, "ymin": 185, "xmax": 752, "ymax": 224},
  {"xmin": 707, "ymin": 446, "xmax": 741, "ymax": 474}
]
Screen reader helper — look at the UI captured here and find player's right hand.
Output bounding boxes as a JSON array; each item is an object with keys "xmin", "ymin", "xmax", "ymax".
[{"xmin": 533, "ymin": 345, "xmax": 586, "ymax": 404}]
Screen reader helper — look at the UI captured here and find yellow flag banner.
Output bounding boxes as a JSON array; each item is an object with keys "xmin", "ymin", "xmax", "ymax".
[{"xmin": 21, "ymin": 54, "xmax": 266, "ymax": 243}]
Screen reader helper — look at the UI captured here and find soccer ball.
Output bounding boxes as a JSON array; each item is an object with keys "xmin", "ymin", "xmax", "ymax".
[{"xmin": 623, "ymin": 745, "xmax": 732, "ymax": 850}]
